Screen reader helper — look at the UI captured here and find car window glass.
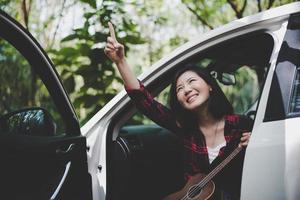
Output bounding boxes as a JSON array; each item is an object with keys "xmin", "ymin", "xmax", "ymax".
[
  {"xmin": 221, "ymin": 66, "xmax": 261, "ymax": 114},
  {"xmin": 124, "ymin": 33, "xmax": 273, "ymax": 126},
  {"xmin": 289, "ymin": 67, "xmax": 300, "ymax": 113},
  {"xmin": 126, "ymin": 86, "xmax": 170, "ymax": 125},
  {"xmin": 0, "ymin": 38, "xmax": 65, "ymax": 135}
]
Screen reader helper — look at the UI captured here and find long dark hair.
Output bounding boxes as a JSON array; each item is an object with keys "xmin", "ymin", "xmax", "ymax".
[{"xmin": 169, "ymin": 64, "xmax": 233, "ymax": 131}]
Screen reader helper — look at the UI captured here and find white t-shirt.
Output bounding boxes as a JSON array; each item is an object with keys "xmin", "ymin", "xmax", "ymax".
[{"xmin": 207, "ymin": 141, "xmax": 226, "ymax": 164}]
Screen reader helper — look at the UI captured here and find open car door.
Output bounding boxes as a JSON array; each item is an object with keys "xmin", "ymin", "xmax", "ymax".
[{"xmin": 0, "ymin": 10, "xmax": 92, "ymax": 200}]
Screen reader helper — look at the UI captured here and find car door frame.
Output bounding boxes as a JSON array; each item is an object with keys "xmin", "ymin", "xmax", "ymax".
[{"xmin": 241, "ymin": 12, "xmax": 300, "ymax": 200}]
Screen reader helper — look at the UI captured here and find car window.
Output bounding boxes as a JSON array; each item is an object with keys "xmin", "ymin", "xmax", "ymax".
[
  {"xmin": 289, "ymin": 68, "xmax": 300, "ymax": 113},
  {"xmin": 220, "ymin": 65, "xmax": 261, "ymax": 114},
  {"xmin": 0, "ymin": 38, "xmax": 66, "ymax": 135},
  {"xmin": 127, "ymin": 85, "xmax": 170, "ymax": 125},
  {"xmin": 124, "ymin": 33, "xmax": 273, "ymax": 126}
]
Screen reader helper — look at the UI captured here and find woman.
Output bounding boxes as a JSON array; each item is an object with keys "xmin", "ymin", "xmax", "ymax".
[{"xmin": 104, "ymin": 22, "xmax": 252, "ymax": 200}]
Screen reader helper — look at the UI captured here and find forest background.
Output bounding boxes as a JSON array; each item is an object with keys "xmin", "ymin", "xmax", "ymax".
[{"xmin": 0, "ymin": 0, "xmax": 297, "ymax": 125}]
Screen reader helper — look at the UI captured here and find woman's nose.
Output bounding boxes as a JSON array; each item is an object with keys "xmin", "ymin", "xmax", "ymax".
[{"xmin": 184, "ymin": 85, "xmax": 192, "ymax": 95}]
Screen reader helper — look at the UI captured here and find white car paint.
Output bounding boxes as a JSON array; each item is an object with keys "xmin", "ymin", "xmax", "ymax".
[{"xmin": 240, "ymin": 21, "xmax": 288, "ymax": 200}]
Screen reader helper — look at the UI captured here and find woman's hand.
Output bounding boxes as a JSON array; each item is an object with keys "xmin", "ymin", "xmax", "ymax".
[
  {"xmin": 239, "ymin": 132, "xmax": 251, "ymax": 148},
  {"xmin": 104, "ymin": 22, "xmax": 125, "ymax": 64},
  {"xmin": 103, "ymin": 22, "xmax": 140, "ymax": 89}
]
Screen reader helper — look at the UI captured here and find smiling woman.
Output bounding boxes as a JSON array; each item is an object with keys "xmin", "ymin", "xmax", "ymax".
[
  {"xmin": 104, "ymin": 22, "xmax": 254, "ymax": 200},
  {"xmin": 101, "ymin": 23, "xmax": 278, "ymax": 199}
]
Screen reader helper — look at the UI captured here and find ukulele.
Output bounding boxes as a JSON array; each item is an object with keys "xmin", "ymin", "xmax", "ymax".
[{"xmin": 163, "ymin": 146, "xmax": 243, "ymax": 200}]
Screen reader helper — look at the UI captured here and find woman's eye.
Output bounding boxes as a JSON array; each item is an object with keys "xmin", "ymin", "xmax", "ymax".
[
  {"xmin": 176, "ymin": 87, "xmax": 183, "ymax": 92},
  {"xmin": 189, "ymin": 79, "xmax": 196, "ymax": 83}
]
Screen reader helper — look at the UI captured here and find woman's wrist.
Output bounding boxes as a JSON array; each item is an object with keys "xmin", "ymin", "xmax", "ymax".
[{"xmin": 116, "ymin": 58, "xmax": 127, "ymax": 67}]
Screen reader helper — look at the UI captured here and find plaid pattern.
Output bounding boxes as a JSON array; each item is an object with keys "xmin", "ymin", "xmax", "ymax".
[{"xmin": 126, "ymin": 82, "xmax": 253, "ymax": 188}]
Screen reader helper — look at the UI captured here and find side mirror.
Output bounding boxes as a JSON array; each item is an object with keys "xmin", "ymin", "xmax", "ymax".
[
  {"xmin": 0, "ymin": 107, "xmax": 57, "ymax": 136},
  {"xmin": 220, "ymin": 72, "xmax": 236, "ymax": 85},
  {"xmin": 210, "ymin": 71, "xmax": 236, "ymax": 85}
]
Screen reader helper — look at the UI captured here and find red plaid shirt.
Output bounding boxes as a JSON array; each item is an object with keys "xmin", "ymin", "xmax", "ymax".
[{"xmin": 126, "ymin": 82, "xmax": 253, "ymax": 197}]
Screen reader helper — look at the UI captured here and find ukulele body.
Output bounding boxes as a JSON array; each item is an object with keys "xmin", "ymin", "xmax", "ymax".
[{"xmin": 163, "ymin": 173, "xmax": 215, "ymax": 200}]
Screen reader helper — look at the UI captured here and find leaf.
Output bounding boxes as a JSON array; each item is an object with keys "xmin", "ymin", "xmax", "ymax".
[
  {"xmin": 75, "ymin": 65, "xmax": 94, "ymax": 77},
  {"xmin": 63, "ymin": 74, "xmax": 75, "ymax": 93},
  {"xmin": 89, "ymin": 48, "xmax": 106, "ymax": 64},
  {"xmin": 103, "ymin": 74, "xmax": 114, "ymax": 87},
  {"xmin": 123, "ymin": 19, "xmax": 136, "ymax": 31},
  {"xmin": 94, "ymin": 32, "xmax": 107, "ymax": 43},
  {"xmin": 78, "ymin": 43, "xmax": 91, "ymax": 57},
  {"xmin": 59, "ymin": 47, "xmax": 78, "ymax": 57},
  {"xmin": 122, "ymin": 35, "xmax": 145, "ymax": 45},
  {"xmin": 80, "ymin": 0, "xmax": 97, "ymax": 9},
  {"xmin": 84, "ymin": 12, "xmax": 95, "ymax": 19},
  {"xmin": 61, "ymin": 34, "xmax": 78, "ymax": 42},
  {"xmin": 75, "ymin": 94, "xmax": 101, "ymax": 108}
]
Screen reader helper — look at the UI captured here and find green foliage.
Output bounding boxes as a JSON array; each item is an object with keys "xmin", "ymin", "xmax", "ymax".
[
  {"xmin": 181, "ymin": 0, "xmax": 299, "ymax": 29},
  {"xmin": 181, "ymin": 0, "xmax": 231, "ymax": 29},
  {"xmin": 49, "ymin": 0, "xmax": 145, "ymax": 124},
  {"xmin": 79, "ymin": 0, "xmax": 97, "ymax": 9},
  {"xmin": 0, "ymin": 39, "xmax": 32, "ymax": 113},
  {"xmin": 221, "ymin": 67, "xmax": 259, "ymax": 114},
  {"xmin": 0, "ymin": 39, "xmax": 65, "ymax": 133},
  {"xmin": 0, "ymin": 0, "xmax": 10, "ymax": 9}
]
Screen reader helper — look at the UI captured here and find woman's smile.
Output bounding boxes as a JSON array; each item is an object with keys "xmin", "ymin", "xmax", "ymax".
[{"xmin": 186, "ymin": 93, "xmax": 198, "ymax": 103}]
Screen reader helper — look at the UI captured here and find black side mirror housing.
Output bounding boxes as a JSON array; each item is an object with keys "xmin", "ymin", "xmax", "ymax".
[
  {"xmin": 0, "ymin": 107, "xmax": 57, "ymax": 136},
  {"xmin": 210, "ymin": 71, "xmax": 236, "ymax": 85}
]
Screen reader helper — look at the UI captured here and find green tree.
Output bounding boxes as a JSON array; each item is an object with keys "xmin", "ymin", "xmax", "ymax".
[
  {"xmin": 50, "ymin": 0, "xmax": 145, "ymax": 124},
  {"xmin": 182, "ymin": 0, "xmax": 298, "ymax": 30}
]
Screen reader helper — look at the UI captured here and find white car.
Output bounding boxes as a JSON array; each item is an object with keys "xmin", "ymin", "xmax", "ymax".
[{"xmin": 1, "ymin": 2, "xmax": 300, "ymax": 200}]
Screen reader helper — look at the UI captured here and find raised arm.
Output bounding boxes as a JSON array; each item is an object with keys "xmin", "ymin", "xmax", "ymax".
[
  {"xmin": 104, "ymin": 22, "xmax": 139, "ymax": 90},
  {"xmin": 104, "ymin": 22, "xmax": 180, "ymax": 134}
]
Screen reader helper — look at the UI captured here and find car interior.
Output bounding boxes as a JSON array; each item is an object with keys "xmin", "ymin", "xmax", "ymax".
[{"xmin": 107, "ymin": 32, "xmax": 274, "ymax": 200}]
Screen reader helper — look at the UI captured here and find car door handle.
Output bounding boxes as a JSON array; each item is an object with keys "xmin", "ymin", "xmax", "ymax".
[{"xmin": 56, "ymin": 143, "xmax": 75, "ymax": 154}]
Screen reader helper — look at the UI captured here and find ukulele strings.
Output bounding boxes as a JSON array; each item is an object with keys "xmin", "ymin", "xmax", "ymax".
[
  {"xmin": 181, "ymin": 147, "xmax": 242, "ymax": 199},
  {"xmin": 186, "ymin": 147, "xmax": 241, "ymax": 199}
]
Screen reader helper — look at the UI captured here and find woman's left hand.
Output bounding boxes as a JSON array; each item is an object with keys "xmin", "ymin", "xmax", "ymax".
[{"xmin": 239, "ymin": 132, "xmax": 251, "ymax": 148}]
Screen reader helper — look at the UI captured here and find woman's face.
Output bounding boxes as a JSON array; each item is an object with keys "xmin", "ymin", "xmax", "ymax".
[{"xmin": 176, "ymin": 70, "xmax": 211, "ymax": 111}]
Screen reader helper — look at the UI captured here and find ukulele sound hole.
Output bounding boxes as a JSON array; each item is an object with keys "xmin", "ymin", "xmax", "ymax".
[{"xmin": 187, "ymin": 185, "xmax": 202, "ymax": 199}]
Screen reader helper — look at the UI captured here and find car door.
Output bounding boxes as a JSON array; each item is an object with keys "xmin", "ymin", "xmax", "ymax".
[
  {"xmin": 0, "ymin": 10, "xmax": 92, "ymax": 200},
  {"xmin": 241, "ymin": 13, "xmax": 300, "ymax": 200}
]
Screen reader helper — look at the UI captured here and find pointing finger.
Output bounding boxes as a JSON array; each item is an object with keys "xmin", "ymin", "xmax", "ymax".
[
  {"xmin": 105, "ymin": 46, "xmax": 115, "ymax": 52},
  {"xmin": 108, "ymin": 22, "xmax": 117, "ymax": 42},
  {"xmin": 106, "ymin": 42, "xmax": 115, "ymax": 49}
]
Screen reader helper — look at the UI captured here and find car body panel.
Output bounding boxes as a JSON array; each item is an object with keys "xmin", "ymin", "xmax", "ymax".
[
  {"xmin": 241, "ymin": 12, "xmax": 300, "ymax": 200},
  {"xmin": 285, "ymin": 118, "xmax": 300, "ymax": 200}
]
